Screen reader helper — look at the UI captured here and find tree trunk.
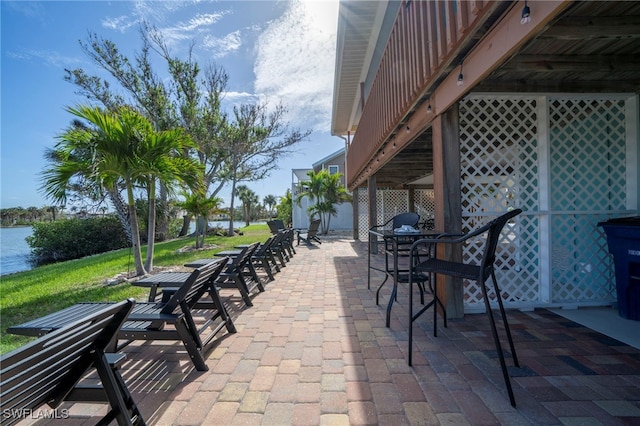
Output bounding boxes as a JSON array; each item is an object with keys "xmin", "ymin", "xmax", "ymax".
[
  {"xmin": 196, "ymin": 216, "xmax": 206, "ymax": 248},
  {"xmin": 107, "ymin": 187, "xmax": 132, "ymax": 241},
  {"xmin": 155, "ymin": 182, "xmax": 169, "ymax": 242},
  {"xmin": 179, "ymin": 215, "xmax": 191, "ymax": 237},
  {"xmin": 144, "ymin": 183, "xmax": 156, "ymax": 272},
  {"xmin": 126, "ymin": 181, "xmax": 147, "ymax": 276},
  {"xmin": 228, "ymin": 177, "xmax": 237, "ymax": 237}
]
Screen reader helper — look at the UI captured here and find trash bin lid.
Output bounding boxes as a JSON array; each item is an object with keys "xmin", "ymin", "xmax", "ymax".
[{"xmin": 597, "ymin": 216, "xmax": 640, "ymax": 227}]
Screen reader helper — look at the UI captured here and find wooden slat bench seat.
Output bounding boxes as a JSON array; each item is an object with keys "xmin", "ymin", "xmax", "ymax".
[
  {"xmin": 0, "ymin": 299, "xmax": 145, "ymax": 426},
  {"xmin": 117, "ymin": 258, "xmax": 234, "ymax": 371}
]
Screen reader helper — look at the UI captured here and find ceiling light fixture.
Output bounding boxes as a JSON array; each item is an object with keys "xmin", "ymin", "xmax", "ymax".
[{"xmin": 521, "ymin": 0, "xmax": 531, "ymax": 24}]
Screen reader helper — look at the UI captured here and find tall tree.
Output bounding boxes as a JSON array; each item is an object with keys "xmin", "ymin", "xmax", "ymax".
[
  {"xmin": 234, "ymin": 185, "xmax": 258, "ymax": 227},
  {"xmin": 263, "ymin": 194, "xmax": 277, "ymax": 217},
  {"xmin": 65, "ymin": 27, "xmax": 230, "ymax": 236},
  {"xmin": 276, "ymin": 190, "xmax": 293, "ymax": 228},
  {"xmin": 297, "ymin": 170, "xmax": 352, "ymax": 234},
  {"xmin": 177, "ymin": 190, "xmax": 222, "ymax": 249},
  {"xmin": 41, "ymin": 105, "xmax": 202, "ymax": 276},
  {"xmin": 225, "ymin": 103, "xmax": 310, "ymax": 236},
  {"xmin": 137, "ymin": 127, "xmax": 203, "ymax": 271}
]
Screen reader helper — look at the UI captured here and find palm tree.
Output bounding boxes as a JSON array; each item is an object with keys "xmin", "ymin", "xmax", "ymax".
[
  {"xmin": 41, "ymin": 105, "xmax": 202, "ymax": 276},
  {"xmin": 235, "ymin": 185, "xmax": 258, "ymax": 227},
  {"xmin": 276, "ymin": 190, "xmax": 293, "ymax": 227},
  {"xmin": 137, "ymin": 127, "xmax": 203, "ymax": 271},
  {"xmin": 177, "ymin": 190, "xmax": 223, "ymax": 249},
  {"xmin": 296, "ymin": 170, "xmax": 351, "ymax": 234},
  {"xmin": 263, "ymin": 194, "xmax": 277, "ymax": 217}
]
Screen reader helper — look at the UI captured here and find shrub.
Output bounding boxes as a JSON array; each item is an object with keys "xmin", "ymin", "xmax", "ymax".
[{"xmin": 27, "ymin": 216, "xmax": 129, "ymax": 265}]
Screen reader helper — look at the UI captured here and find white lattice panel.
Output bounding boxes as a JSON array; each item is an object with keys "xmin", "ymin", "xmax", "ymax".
[
  {"xmin": 459, "ymin": 97, "xmax": 540, "ymax": 308},
  {"xmin": 377, "ymin": 190, "xmax": 409, "ymax": 228},
  {"xmin": 548, "ymin": 98, "xmax": 626, "ymax": 303},
  {"xmin": 356, "ymin": 188, "xmax": 370, "ymax": 240},
  {"xmin": 549, "ymin": 99, "xmax": 627, "ymax": 211},
  {"xmin": 551, "ymin": 214, "xmax": 616, "ymax": 302},
  {"xmin": 414, "ymin": 189, "xmax": 435, "ymax": 219}
]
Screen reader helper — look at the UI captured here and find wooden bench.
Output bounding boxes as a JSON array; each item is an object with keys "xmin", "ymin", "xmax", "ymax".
[
  {"xmin": 118, "ymin": 258, "xmax": 234, "ymax": 371},
  {"xmin": 0, "ymin": 299, "xmax": 145, "ymax": 426}
]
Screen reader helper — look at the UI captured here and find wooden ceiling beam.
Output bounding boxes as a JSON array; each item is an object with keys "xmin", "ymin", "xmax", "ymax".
[
  {"xmin": 542, "ymin": 16, "xmax": 640, "ymax": 39},
  {"xmin": 475, "ymin": 79, "xmax": 640, "ymax": 93},
  {"xmin": 502, "ymin": 55, "xmax": 640, "ymax": 73}
]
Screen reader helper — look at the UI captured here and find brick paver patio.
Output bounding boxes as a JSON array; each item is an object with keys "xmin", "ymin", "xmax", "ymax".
[{"xmin": 31, "ymin": 236, "xmax": 640, "ymax": 425}]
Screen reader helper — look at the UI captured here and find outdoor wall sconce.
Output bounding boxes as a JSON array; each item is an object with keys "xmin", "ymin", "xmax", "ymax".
[
  {"xmin": 406, "ymin": 126, "xmax": 411, "ymax": 133},
  {"xmin": 457, "ymin": 62, "xmax": 464, "ymax": 86},
  {"xmin": 426, "ymin": 97, "xmax": 432, "ymax": 113},
  {"xmin": 521, "ymin": 0, "xmax": 531, "ymax": 24}
]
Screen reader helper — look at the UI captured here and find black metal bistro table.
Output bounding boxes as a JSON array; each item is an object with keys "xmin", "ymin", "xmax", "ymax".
[{"xmin": 368, "ymin": 228, "xmax": 440, "ymax": 327}]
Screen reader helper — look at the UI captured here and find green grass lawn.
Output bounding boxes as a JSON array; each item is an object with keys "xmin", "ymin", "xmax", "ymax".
[{"xmin": 0, "ymin": 224, "xmax": 271, "ymax": 354}]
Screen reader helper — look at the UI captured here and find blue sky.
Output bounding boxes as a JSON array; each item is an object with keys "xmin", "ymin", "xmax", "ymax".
[{"xmin": 0, "ymin": 0, "xmax": 343, "ymax": 209}]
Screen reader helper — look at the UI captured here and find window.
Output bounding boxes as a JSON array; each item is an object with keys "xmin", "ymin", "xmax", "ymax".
[{"xmin": 328, "ymin": 165, "xmax": 339, "ymax": 175}]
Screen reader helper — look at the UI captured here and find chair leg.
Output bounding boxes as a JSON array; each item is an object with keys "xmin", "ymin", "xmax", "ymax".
[
  {"xmin": 480, "ymin": 277, "xmax": 516, "ymax": 407},
  {"xmin": 428, "ymin": 278, "xmax": 447, "ymax": 330},
  {"xmin": 375, "ymin": 274, "xmax": 390, "ymax": 306},
  {"xmin": 408, "ymin": 274, "xmax": 446, "ymax": 365},
  {"xmin": 207, "ymin": 283, "xmax": 237, "ymax": 334},
  {"xmin": 261, "ymin": 258, "xmax": 275, "ymax": 281},
  {"xmin": 93, "ymin": 350, "xmax": 146, "ymax": 425},
  {"xmin": 235, "ymin": 276, "xmax": 254, "ymax": 307},
  {"xmin": 269, "ymin": 254, "xmax": 281, "ymax": 272},
  {"xmin": 490, "ymin": 271, "xmax": 519, "ymax": 367},
  {"xmin": 408, "ymin": 274, "xmax": 415, "ymax": 366},
  {"xmin": 175, "ymin": 318, "xmax": 208, "ymax": 371}
]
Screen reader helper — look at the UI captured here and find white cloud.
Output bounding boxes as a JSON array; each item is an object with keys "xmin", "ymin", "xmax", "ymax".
[
  {"xmin": 102, "ymin": 15, "xmax": 139, "ymax": 33},
  {"xmin": 203, "ymin": 30, "xmax": 243, "ymax": 58},
  {"xmin": 253, "ymin": 0, "xmax": 338, "ymax": 133},
  {"xmin": 181, "ymin": 13, "xmax": 227, "ymax": 31},
  {"xmin": 154, "ymin": 10, "xmax": 231, "ymax": 48},
  {"xmin": 7, "ymin": 49, "xmax": 82, "ymax": 69}
]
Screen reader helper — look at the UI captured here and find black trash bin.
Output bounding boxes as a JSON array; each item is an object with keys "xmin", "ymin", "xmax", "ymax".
[{"xmin": 598, "ymin": 216, "xmax": 640, "ymax": 321}]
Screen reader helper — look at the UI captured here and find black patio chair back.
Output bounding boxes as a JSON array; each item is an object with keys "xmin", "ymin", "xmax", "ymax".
[
  {"xmin": 391, "ymin": 212, "xmax": 420, "ymax": 229},
  {"xmin": 408, "ymin": 208, "xmax": 523, "ymax": 407},
  {"xmin": 267, "ymin": 219, "xmax": 285, "ymax": 234},
  {"xmin": 296, "ymin": 218, "xmax": 322, "ymax": 245},
  {"xmin": 1, "ymin": 299, "xmax": 144, "ymax": 426}
]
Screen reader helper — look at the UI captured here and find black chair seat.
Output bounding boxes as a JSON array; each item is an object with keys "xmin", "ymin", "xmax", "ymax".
[{"xmin": 414, "ymin": 258, "xmax": 481, "ymax": 280}]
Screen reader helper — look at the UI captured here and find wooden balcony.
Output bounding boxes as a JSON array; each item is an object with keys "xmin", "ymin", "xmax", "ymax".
[{"xmin": 346, "ymin": 0, "xmax": 504, "ymax": 189}]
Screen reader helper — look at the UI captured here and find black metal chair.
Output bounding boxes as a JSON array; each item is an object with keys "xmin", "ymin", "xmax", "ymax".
[
  {"xmin": 372, "ymin": 212, "xmax": 420, "ymax": 251},
  {"xmin": 407, "ymin": 209, "xmax": 523, "ymax": 407}
]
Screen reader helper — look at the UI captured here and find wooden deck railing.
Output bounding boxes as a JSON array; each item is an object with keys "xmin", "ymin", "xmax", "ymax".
[{"xmin": 347, "ymin": 0, "xmax": 502, "ymax": 188}]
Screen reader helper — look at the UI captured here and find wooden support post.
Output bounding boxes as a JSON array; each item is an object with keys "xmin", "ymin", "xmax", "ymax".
[
  {"xmin": 368, "ymin": 176, "xmax": 378, "ymax": 253},
  {"xmin": 408, "ymin": 187, "xmax": 415, "ymax": 213},
  {"xmin": 352, "ymin": 187, "xmax": 359, "ymax": 240},
  {"xmin": 432, "ymin": 105, "xmax": 464, "ymax": 318}
]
